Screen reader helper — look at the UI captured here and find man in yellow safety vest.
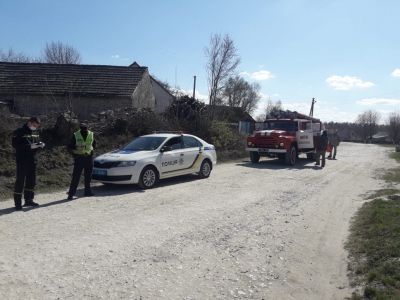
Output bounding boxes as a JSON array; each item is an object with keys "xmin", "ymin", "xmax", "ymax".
[{"xmin": 66, "ymin": 120, "xmax": 97, "ymax": 200}]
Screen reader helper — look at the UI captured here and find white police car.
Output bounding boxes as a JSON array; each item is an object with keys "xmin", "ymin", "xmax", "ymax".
[{"xmin": 92, "ymin": 132, "xmax": 217, "ymax": 189}]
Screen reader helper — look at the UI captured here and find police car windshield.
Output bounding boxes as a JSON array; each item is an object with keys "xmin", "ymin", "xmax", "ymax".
[
  {"xmin": 122, "ymin": 137, "xmax": 167, "ymax": 151},
  {"xmin": 255, "ymin": 121, "xmax": 297, "ymax": 131}
]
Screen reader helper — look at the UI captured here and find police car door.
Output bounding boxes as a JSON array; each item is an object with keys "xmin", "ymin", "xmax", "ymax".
[
  {"xmin": 296, "ymin": 121, "xmax": 314, "ymax": 149},
  {"xmin": 160, "ymin": 136, "xmax": 184, "ymax": 175},
  {"xmin": 180, "ymin": 136, "xmax": 203, "ymax": 172}
]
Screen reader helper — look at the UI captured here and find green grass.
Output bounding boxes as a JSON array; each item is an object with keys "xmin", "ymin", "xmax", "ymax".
[
  {"xmin": 382, "ymin": 150, "xmax": 400, "ymax": 183},
  {"xmin": 389, "ymin": 151, "xmax": 400, "ymax": 163},
  {"xmin": 366, "ymin": 189, "xmax": 400, "ymax": 200},
  {"xmin": 346, "ymin": 148, "xmax": 400, "ymax": 299}
]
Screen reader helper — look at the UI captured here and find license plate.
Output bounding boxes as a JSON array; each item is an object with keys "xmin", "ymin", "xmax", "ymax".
[
  {"xmin": 93, "ymin": 169, "xmax": 107, "ymax": 176},
  {"xmin": 258, "ymin": 148, "xmax": 269, "ymax": 152}
]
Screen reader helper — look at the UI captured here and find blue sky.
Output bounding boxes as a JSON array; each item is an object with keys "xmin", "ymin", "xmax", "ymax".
[{"xmin": 1, "ymin": 0, "xmax": 400, "ymax": 124}]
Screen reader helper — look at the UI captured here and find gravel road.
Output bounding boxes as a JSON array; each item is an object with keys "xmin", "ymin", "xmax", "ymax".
[{"xmin": 0, "ymin": 142, "xmax": 397, "ymax": 300}]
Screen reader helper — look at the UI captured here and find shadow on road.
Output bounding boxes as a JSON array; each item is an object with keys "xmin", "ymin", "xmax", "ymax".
[
  {"xmin": 0, "ymin": 198, "xmax": 72, "ymax": 216},
  {"xmin": 0, "ymin": 174, "xmax": 203, "ymax": 216},
  {"xmin": 237, "ymin": 156, "xmax": 321, "ymax": 170}
]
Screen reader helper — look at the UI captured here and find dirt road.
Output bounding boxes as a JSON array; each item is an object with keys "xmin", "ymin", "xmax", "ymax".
[{"xmin": 0, "ymin": 142, "xmax": 396, "ymax": 299}]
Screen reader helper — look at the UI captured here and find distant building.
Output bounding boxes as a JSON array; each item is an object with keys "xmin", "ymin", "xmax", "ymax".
[
  {"xmin": 208, "ymin": 105, "xmax": 256, "ymax": 133},
  {"xmin": 210, "ymin": 105, "xmax": 256, "ymax": 123},
  {"xmin": 372, "ymin": 132, "xmax": 391, "ymax": 143},
  {"xmin": 338, "ymin": 129, "xmax": 362, "ymax": 142}
]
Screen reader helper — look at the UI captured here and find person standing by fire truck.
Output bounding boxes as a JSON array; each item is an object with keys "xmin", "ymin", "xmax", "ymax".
[
  {"xmin": 328, "ymin": 129, "xmax": 341, "ymax": 159},
  {"xmin": 67, "ymin": 120, "xmax": 97, "ymax": 200},
  {"xmin": 315, "ymin": 130, "xmax": 329, "ymax": 168}
]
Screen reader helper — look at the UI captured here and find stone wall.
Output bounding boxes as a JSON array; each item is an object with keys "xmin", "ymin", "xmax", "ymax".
[{"xmin": 10, "ymin": 94, "xmax": 134, "ymax": 119}]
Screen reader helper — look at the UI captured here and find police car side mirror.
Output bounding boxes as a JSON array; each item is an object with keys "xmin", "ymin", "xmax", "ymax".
[{"xmin": 160, "ymin": 145, "xmax": 172, "ymax": 152}]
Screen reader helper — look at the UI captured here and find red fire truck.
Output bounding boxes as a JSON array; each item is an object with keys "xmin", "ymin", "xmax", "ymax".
[{"xmin": 245, "ymin": 110, "xmax": 325, "ymax": 166}]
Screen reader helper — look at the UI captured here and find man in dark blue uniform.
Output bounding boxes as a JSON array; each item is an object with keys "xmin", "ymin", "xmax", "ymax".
[
  {"xmin": 12, "ymin": 116, "xmax": 45, "ymax": 210},
  {"xmin": 66, "ymin": 120, "xmax": 97, "ymax": 200}
]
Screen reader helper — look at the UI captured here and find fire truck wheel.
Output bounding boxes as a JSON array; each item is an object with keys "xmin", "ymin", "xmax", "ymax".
[
  {"xmin": 250, "ymin": 151, "xmax": 260, "ymax": 163},
  {"xmin": 285, "ymin": 145, "xmax": 297, "ymax": 166},
  {"xmin": 198, "ymin": 159, "xmax": 212, "ymax": 178}
]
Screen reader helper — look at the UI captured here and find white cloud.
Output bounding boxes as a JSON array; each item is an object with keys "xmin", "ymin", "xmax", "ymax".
[
  {"xmin": 250, "ymin": 70, "xmax": 275, "ymax": 80},
  {"xmin": 391, "ymin": 69, "xmax": 400, "ymax": 77},
  {"xmin": 356, "ymin": 98, "xmax": 400, "ymax": 106},
  {"xmin": 111, "ymin": 55, "xmax": 120, "ymax": 59},
  {"xmin": 283, "ymin": 102, "xmax": 312, "ymax": 114},
  {"xmin": 258, "ymin": 92, "xmax": 267, "ymax": 99},
  {"xmin": 240, "ymin": 70, "xmax": 275, "ymax": 80},
  {"xmin": 326, "ymin": 75, "xmax": 374, "ymax": 90},
  {"xmin": 318, "ymin": 109, "xmax": 358, "ymax": 123},
  {"xmin": 239, "ymin": 71, "xmax": 250, "ymax": 76}
]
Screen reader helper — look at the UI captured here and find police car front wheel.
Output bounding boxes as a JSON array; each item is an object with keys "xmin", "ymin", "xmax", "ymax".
[
  {"xmin": 198, "ymin": 160, "xmax": 212, "ymax": 179},
  {"xmin": 138, "ymin": 166, "xmax": 158, "ymax": 189}
]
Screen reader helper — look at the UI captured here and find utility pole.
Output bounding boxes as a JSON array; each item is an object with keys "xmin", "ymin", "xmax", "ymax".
[
  {"xmin": 193, "ymin": 76, "xmax": 196, "ymax": 99},
  {"xmin": 309, "ymin": 98, "xmax": 316, "ymax": 117}
]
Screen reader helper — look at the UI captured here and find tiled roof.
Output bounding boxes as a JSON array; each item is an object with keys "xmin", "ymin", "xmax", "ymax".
[{"xmin": 0, "ymin": 62, "xmax": 148, "ymax": 97}]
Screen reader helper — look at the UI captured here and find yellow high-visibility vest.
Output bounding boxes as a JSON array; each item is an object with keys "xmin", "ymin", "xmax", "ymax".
[{"xmin": 73, "ymin": 130, "xmax": 94, "ymax": 155}]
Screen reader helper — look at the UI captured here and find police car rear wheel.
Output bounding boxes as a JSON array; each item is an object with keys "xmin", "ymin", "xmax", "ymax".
[
  {"xmin": 198, "ymin": 160, "xmax": 212, "ymax": 178},
  {"xmin": 138, "ymin": 166, "xmax": 157, "ymax": 189}
]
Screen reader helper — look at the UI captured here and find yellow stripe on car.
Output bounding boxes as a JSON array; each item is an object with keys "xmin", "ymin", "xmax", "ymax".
[{"xmin": 116, "ymin": 151, "xmax": 149, "ymax": 161}]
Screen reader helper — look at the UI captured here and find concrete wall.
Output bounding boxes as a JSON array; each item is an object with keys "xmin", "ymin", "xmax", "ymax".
[
  {"xmin": 151, "ymin": 78, "xmax": 174, "ymax": 113},
  {"xmin": 132, "ymin": 70, "xmax": 155, "ymax": 111},
  {"xmin": 7, "ymin": 94, "xmax": 134, "ymax": 119}
]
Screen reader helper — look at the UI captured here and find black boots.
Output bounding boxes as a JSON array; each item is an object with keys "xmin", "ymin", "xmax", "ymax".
[
  {"xmin": 23, "ymin": 200, "xmax": 39, "ymax": 207},
  {"xmin": 84, "ymin": 192, "xmax": 95, "ymax": 197}
]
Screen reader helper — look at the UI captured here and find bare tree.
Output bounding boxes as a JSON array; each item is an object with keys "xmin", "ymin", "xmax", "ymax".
[
  {"xmin": 223, "ymin": 76, "xmax": 247, "ymax": 107},
  {"xmin": 355, "ymin": 109, "xmax": 381, "ymax": 141},
  {"xmin": 255, "ymin": 113, "xmax": 266, "ymax": 122},
  {"xmin": 265, "ymin": 99, "xmax": 283, "ymax": 118},
  {"xmin": 387, "ymin": 111, "xmax": 400, "ymax": 143},
  {"xmin": 42, "ymin": 41, "xmax": 82, "ymax": 64},
  {"xmin": 241, "ymin": 82, "xmax": 261, "ymax": 115},
  {"xmin": 0, "ymin": 47, "xmax": 34, "ymax": 62},
  {"xmin": 222, "ymin": 76, "xmax": 261, "ymax": 114},
  {"xmin": 204, "ymin": 33, "xmax": 241, "ymax": 119}
]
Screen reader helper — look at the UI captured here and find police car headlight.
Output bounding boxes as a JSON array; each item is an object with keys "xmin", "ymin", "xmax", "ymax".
[{"xmin": 115, "ymin": 161, "xmax": 136, "ymax": 167}]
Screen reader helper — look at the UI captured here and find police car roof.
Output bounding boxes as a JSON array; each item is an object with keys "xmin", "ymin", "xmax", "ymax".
[{"xmin": 143, "ymin": 133, "xmax": 183, "ymax": 138}]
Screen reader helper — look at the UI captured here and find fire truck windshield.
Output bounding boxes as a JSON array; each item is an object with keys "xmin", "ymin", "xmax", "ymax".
[{"xmin": 255, "ymin": 122, "xmax": 298, "ymax": 131}]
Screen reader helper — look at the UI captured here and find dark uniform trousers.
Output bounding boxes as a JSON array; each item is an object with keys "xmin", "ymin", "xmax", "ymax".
[
  {"xmin": 14, "ymin": 159, "xmax": 37, "ymax": 207},
  {"xmin": 315, "ymin": 149, "xmax": 327, "ymax": 167},
  {"xmin": 68, "ymin": 155, "xmax": 94, "ymax": 197}
]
